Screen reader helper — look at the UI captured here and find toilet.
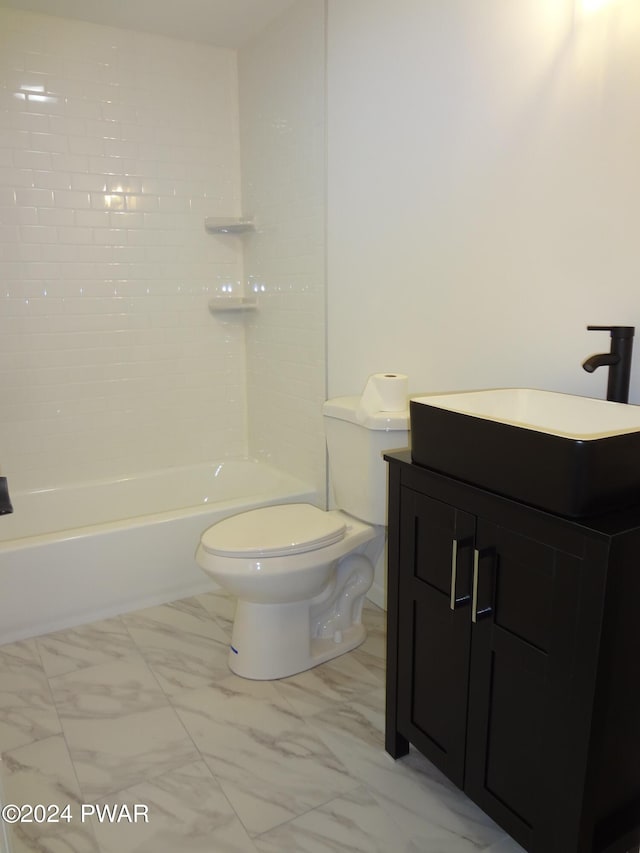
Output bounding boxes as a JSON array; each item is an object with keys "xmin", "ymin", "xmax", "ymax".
[{"xmin": 195, "ymin": 396, "xmax": 409, "ymax": 680}]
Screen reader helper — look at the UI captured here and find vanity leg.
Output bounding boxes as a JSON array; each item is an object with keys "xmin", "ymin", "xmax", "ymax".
[
  {"xmin": 385, "ymin": 729, "xmax": 409, "ymax": 759},
  {"xmin": 385, "ymin": 463, "xmax": 409, "ymax": 760}
]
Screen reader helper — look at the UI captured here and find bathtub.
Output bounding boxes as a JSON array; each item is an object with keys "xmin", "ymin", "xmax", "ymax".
[{"xmin": 0, "ymin": 459, "xmax": 316, "ymax": 645}]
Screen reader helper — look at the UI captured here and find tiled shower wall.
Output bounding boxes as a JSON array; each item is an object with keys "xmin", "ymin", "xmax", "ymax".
[
  {"xmin": 0, "ymin": 9, "xmax": 247, "ymax": 489},
  {"xmin": 239, "ymin": 0, "xmax": 327, "ymax": 498}
]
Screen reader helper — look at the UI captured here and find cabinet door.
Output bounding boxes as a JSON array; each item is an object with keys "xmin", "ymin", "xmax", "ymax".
[
  {"xmin": 465, "ymin": 519, "xmax": 584, "ymax": 852},
  {"xmin": 397, "ymin": 487, "xmax": 475, "ymax": 787}
]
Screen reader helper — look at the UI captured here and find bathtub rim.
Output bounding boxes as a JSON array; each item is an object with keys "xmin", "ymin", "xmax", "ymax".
[{"xmin": 0, "ymin": 457, "xmax": 316, "ymax": 547}]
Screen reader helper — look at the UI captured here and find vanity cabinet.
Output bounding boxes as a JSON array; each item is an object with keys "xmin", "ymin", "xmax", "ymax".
[{"xmin": 385, "ymin": 451, "xmax": 640, "ymax": 853}]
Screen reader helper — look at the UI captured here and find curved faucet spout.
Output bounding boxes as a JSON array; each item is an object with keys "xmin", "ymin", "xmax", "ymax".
[
  {"xmin": 582, "ymin": 325, "xmax": 634, "ymax": 403},
  {"xmin": 582, "ymin": 352, "xmax": 619, "ymax": 374}
]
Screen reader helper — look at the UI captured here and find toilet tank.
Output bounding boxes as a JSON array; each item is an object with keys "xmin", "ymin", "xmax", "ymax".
[{"xmin": 322, "ymin": 396, "xmax": 410, "ymax": 525}]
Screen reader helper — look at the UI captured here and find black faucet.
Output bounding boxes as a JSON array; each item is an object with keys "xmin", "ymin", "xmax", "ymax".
[{"xmin": 582, "ymin": 325, "xmax": 635, "ymax": 404}]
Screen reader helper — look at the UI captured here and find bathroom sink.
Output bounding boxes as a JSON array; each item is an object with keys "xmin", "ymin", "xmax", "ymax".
[{"xmin": 410, "ymin": 388, "xmax": 640, "ymax": 517}]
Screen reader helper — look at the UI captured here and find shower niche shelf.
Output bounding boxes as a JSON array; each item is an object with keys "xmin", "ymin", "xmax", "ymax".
[
  {"xmin": 204, "ymin": 217, "xmax": 255, "ymax": 234},
  {"xmin": 208, "ymin": 296, "xmax": 257, "ymax": 313}
]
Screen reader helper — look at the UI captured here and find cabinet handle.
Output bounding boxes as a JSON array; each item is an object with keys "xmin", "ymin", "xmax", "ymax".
[
  {"xmin": 450, "ymin": 539, "xmax": 458, "ymax": 610},
  {"xmin": 472, "ymin": 549, "xmax": 480, "ymax": 622},
  {"xmin": 472, "ymin": 547, "xmax": 494, "ymax": 623},
  {"xmin": 450, "ymin": 537, "xmax": 472, "ymax": 611}
]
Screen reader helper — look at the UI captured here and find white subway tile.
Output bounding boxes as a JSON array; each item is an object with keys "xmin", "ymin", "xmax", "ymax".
[
  {"xmin": 101, "ymin": 102, "xmax": 138, "ymax": 123},
  {"xmin": 45, "ymin": 76, "xmax": 86, "ymax": 100},
  {"xmin": 111, "ymin": 246, "xmax": 146, "ymax": 264},
  {"xmin": 125, "ymin": 194, "xmax": 158, "ymax": 212},
  {"xmin": 49, "ymin": 115, "xmax": 86, "ymax": 136},
  {"xmin": 108, "ymin": 211, "xmax": 144, "ymax": 229},
  {"xmin": 1, "ymin": 243, "xmax": 42, "ymax": 264},
  {"xmin": 56, "ymin": 226, "xmax": 92, "ymax": 244},
  {"xmin": 24, "ymin": 50, "xmax": 65, "ymax": 77},
  {"xmin": 85, "ymin": 119, "xmax": 121, "ymax": 140},
  {"xmin": 104, "ymin": 139, "xmax": 138, "ymax": 159},
  {"xmin": 29, "ymin": 131, "xmax": 68, "ymax": 153},
  {"xmin": 0, "ymin": 128, "xmax": 30, "ymax": 149},
  {"xmin": 0, "ymin": 206, "xmax": 18, "ymax": 227},
  {"xmin": 74, "ymin": 209, "xmax": 110, "ymax": 228},
  {"xmin": 0, "ymin": 166, "xmax": 35, "ymax": 187},
  {"xmin": 6, "ymin": 111, "xmax": 51, "ymax": 133},
  {"xmin": 14, "ymin": 148, "xmax": 52, "ymax": 170},
  {"xmin": 90, "ymin": 191, "xmax": 121, "ymax": 210},
  {"xmin": 51, "ymin": 152, "xmax": 90, "ymax": 173},
  {"xmin": 70, "ymin": 173, "xmax": 108, "ymax": 192},
  {"xmin": 92, "ymin": 228, "xmax": 128, "ymax": 246},
  {"xmin": 17, "ymin": 207, "xmax": 38, "ymax": 226},
  {"xmin": 21, "ymin": 261, "xmax": 61, "ymax": 279},
  {"xmin": 31, "ymin": 170, "xmax": 73, "ymax": 190},
  {"xmin": 126, "ymin": 228, "xmax": 172, "ymax": 247},
  {"xmin": 140, "ymin": 178, "xmax": 176, "ymax": 196},
  {"xmin": 157, "ymin": 195, "xmax": 191, "ymax": 213},
  {"xmin": 19, "ymin": 94, "xmax": 64, "ymax": 116},
  {"xmin": 68, "ymin": 135, "xmax": 105, "ymax": 156},
  {"xmin": 19, "ymin": 225, "xmax": 58, "ymax": 243},
  {"xmin": 52, "ymin": 189, "xmax": 91, "ymax": 208},
  {"xmin": 108, "ymin": 177, "xmax": 143, "ymax": 194},
  {"xmin": 64, "ymin": 95, "xmax": 102, "ymax": 120},
  {"xmin": 52, "ymin": 244, "xmax": 113, "ymax": 263},
  {"xmin": 34, "ymin": 244, "xmax": 78, "ymax": 264},
  {"xmin": 0, "ymin": 224, "xmax": 18, "ymax": 244}
]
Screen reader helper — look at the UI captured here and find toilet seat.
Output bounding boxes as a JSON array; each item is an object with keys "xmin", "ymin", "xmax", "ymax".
[{"xmin": 200, "ymin": 503, "xmax": 346, "ymax": 559}]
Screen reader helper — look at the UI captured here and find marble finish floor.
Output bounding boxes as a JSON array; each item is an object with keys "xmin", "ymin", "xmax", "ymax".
[{"xmin": 0, "ymin": 592, "xmax": 525, "ymax": 853}]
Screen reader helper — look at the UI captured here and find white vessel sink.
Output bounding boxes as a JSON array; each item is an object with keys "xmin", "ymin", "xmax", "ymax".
[
  {"xmin": 412, "ymin": 388, "xmax": 640, "ymax": 439},
  {"xmin": 410, "ymin": 389, "xmax": 640, "ymax": 517}
]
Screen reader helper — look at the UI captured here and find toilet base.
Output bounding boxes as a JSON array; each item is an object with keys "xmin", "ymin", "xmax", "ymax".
[
  {"xmin": 309, "ymin": 622, "xmax": 366, "ymax": 667},
  {"xmin": 226, "ymin": 598, "xmax": 367, "ymax": 680}
]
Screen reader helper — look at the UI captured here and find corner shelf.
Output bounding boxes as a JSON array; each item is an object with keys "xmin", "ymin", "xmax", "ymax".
[
  {"xmin": 204, "ymin": 217, "xmax": 255, "ymax": 234},
  {"xmin": 208, "ymin": 296, "xmax": 257, "ymax": 313}
]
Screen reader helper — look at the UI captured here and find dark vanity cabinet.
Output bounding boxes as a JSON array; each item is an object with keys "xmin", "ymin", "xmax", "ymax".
[{"xmin": 385, "ymin": 451, "xmax": 640, "ymax": 853}]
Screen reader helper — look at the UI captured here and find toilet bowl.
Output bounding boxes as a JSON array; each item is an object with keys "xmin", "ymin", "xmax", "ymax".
[
  {"xmin": 196, "ymin": 503, "xmax": 377, "ymax": 679},
  {"xmin": 196, "ymin": 395, "xmax": 409, "ymax": 680}
]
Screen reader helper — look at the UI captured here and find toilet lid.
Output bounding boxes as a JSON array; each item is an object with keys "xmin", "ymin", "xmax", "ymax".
[{"xmin": 200, "ymin": 503, "xmax": 347, "ymax": 558}]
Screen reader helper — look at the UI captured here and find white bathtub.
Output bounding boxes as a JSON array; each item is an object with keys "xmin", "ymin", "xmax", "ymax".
[{"xmin": 0, "ymin": 459, "xmax": 316, "ymax": 645}]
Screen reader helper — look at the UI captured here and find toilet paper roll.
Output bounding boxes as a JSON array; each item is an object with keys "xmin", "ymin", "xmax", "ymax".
[{"xmin": 357, "ymin": 373, "xmax": 409, "ymax": 420}]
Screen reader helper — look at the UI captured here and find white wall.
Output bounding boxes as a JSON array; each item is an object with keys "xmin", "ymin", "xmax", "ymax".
[
  {"xmin": 239, "ymin": 0, "xmax": 327, "ymax": 500},
  {"xmin": 327, "ymin": 0, "xmax": 640, "ymax": 404},
  {"xmin": 0, "ymin": 9, "xmax": 246, "ymax": 489}
]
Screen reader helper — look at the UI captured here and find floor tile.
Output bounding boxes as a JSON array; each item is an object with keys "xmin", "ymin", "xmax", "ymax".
[
  {"xmin": 89, "ymin": 760, "xmax": 259, "ymax": 853},
  {"xmin": 36, "ymin": 618, "xmax": 138, "ymax": 679},
  {"xmin": 48, "ymin": 654, "xmax": 167, "ymax": 718},
  {"xmin": 122, "ymin": 598, "xmax": 231, "ymax": 695},
  {"xmin": 484, "ymin": 838, "xmax": 526, "ymax": 853},
  {"xmin": 193, "ymin": 590, "xmax": 236, "ymax": 630},
  {"xmin": 172, "ymin": 675, "xmax": 359, "ymax": 835},
  {"xmin": 350, "ymin": 601, "xmax": 387, "ymax": 679},
  {"xmin": 48, "ymin": 656, "xmax": 199, "ymax": 799},
  {"xmin": 0, "ymin": 640, "xmax": 61, "ymax": 754},
  {"xmin": 272, "ymin": 651, "xmax": 381, "ymax": 718},
  {"xmin": 1, "ymin": 734, "xmax": 99, "ymax": 852},
  {"xmin": 253, "ymin": 784, "xmax": 423, "ymax": 853}
]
